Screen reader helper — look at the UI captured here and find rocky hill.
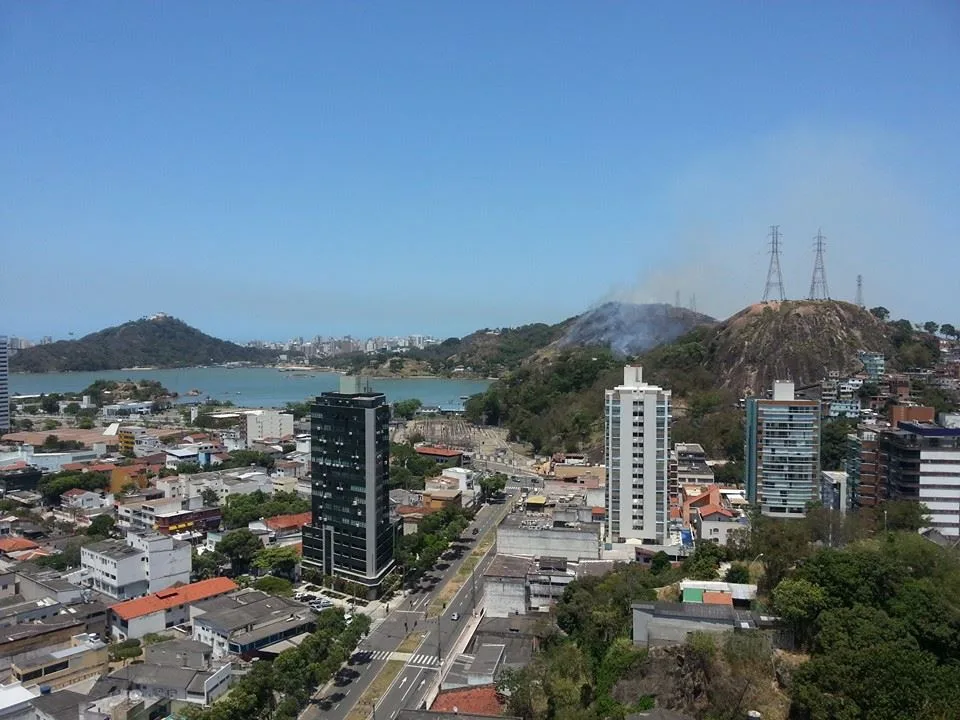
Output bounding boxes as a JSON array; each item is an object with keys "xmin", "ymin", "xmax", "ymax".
[
  {"xmin": 699, "ymin": 300, "xmax": 890, "ymax": 396},
  {"xmin": 553, "ymin": 302, "xmax": 715, "ymax": 356},
  {"xmin": 10, "ymin": 315, "xmax": 271, "ymax": 372}
]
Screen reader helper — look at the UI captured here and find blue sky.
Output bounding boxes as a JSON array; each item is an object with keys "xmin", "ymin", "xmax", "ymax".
[{"xmin": 3, "ymin": 2, "xmax": 958, "ymax": 342}]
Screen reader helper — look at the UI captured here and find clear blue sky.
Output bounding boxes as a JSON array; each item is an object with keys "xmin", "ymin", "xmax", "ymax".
[{"xmin": 3, "ymin": 2, "xmax": 958, "ymax": 342}]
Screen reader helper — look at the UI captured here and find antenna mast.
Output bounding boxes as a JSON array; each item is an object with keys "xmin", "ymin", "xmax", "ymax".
[
  {"xmin": 762, "ymin": 225, "xmax": 786, "ymax": 302},
  {"xmin": 809, "ymin": 229, "xmax": 830, "ymax": 300},
  {"xmin": 855, "ymin": 274, "xmax": 864, "ymax": 307}
]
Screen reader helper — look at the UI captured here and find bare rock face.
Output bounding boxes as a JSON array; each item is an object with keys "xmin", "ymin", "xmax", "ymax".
[{"xmin": 702, "ymin": 300, "xmax": 890, "ymax": 397}]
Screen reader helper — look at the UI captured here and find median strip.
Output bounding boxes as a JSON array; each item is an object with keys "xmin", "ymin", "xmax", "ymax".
[{"xmin": 346, "ymin": 659, "xmax": 406, "ymax": 720}]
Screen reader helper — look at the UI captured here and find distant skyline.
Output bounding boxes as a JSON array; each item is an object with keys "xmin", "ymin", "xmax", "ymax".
[{"xmin": 3, "ymin": 3, "xmax": 958, "ymax": 340}]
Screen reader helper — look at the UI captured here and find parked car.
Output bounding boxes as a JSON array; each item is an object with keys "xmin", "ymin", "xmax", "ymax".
[{"xmin": 450, "ymin": 613, "xmax": 460, "ymax": 621}]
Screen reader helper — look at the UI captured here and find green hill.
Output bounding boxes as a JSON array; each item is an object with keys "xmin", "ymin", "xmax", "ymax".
[
  {"xmin": 10, "ymin": 314, "xmax": 272, "ymax": 372},
  {"xmin": 467, "ymin": 300, "xmax": 941, "ymax": 458}
]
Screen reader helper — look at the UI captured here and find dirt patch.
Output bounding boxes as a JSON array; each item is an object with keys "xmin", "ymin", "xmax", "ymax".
[{"xmin": 396, "ymin": 631, "xmax": 428, "ymax": 654}]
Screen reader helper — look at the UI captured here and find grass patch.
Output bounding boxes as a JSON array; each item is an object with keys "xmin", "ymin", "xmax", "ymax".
[
  {"xmin": 346, "ymin": 659, "xmax": 405, "ymax": 720},
  {"xmin": 396, "ymin": 631, "xmax": 427, "ymax": 654}
]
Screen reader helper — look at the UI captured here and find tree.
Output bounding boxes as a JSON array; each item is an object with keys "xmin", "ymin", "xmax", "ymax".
[
  {"xmin": 392, "ymin": 398, "xmax": 422, "ymax": 420},
  {"xmin": 193, "ymin": 549, "xmax": 227, "ymax": 581},
  {"xmin": 724, "ymin": 563, "xmax": 751, "ymax": 584},
  {"xmin": 42, "ymin": 419, "xmax": 61, "ymax": 431},
  {"xmin": 771, "ymin": 578, "xmax": 827, "ymax": 647},
  {"xmin": 649, "ymin": 551, "xmax": 672, "ymax": 575},
  {"xmin": 923, "ymin": 321, "xmax": 940, "ymax": 335},
  {"xmin": 176, "ymin": 462, "xmax": 203, "ymax": 474},
  {"xmin": 881, "ymin": 500, "xmax": 929, "ymax": 533},
  {"xmin": 200, "ymin": 488, "xmax": 220, "ymax": 507},
  {"xmin": 217, "ymin": 530, "xmax": 264, "ymax": 575},
  {"xmin": 478, "ymin": 472, "xmax": 508, "ymax": 500},
  {"xmin": 820, "ymin": 418, "xmax": 856, "ymax": 471},
  {"xmin": 253, "ymin": 545, "xmax": 299, "ymax": 579},
  {"xmin": 87, "ymin": 515, "xmax": 115, "ymax": 537},
  {"xmin": 77, "ymin": 417, "xmax": 95, "ymax": 429},
  {"xmin": 941, "ymin": 323, "xmax": 958, "ymax": 341},
  {"xmin": 63, "ymin": 402, "xmax": 81, "ymax": 416},
  {"xmin": 254, "ymin": 576, "xmax": 294, "ymax": 597},
  {"xmin": 869, "ymin": 306, "xmax": 890, "ymax": 321}
]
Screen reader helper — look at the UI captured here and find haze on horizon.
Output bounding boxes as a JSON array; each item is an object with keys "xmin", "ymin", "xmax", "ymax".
[{"xmin": 2, "ymin": 3, "xmax": 958, "ymax": 342}]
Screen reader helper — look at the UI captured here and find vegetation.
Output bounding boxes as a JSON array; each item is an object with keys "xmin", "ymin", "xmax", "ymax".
[
  {"xmin": 392, "ymin": 397, "xmax": 422, "ymax": 420},
  {"xmin": 38, "ymin": 435, "xmax": 86, "ymax": 453},
  {"xmin": 478, "ymin": 472, "xmax": 508, "ymax": 500},
  {"xmin": 253, "ymin": 545, "xmax": 300, "ymax": 579},
  {"xmin": 80, "ymin": 378, "xmax": 172, "ymax": 405},
  {"xmin": 394, "ymin": 506, "xmax": 471, "ymax": 580},
  {"xmin": 10, "ymin": 315, "xmax": 272, "ymax": 372},
  {"xmin": 192, "ymin": 548, "xmax": 228, "ymax": 581},
  {"xmin": 389, "ymin": 440, "xmax": 445, "ymax": 490},
  {"xmin": 820, "ymin": 417, "xmax": 857, "ymax": 471},
  {"xmin": 222, "ymin": 490, "xmax": 309, "ymax": 529},
  {"xmin": 216, "ymin": 529, "xmax": 265, "ymax": 575},
  {"xmin": 182, "ymin": 609, "xmax": 369, "ymax": 720},
  {"xmin": 254, "ymin": 576, "xmax": 294, "ymax": 596},
  {"xmin": 86, "ymin": 514, "xmax": 116, "ymax": 537},
  {"xmin": 37, "ymin": 470, "xmax": 110, "ymax": 505},
  {"xmin": 109, "ymin": 638, "xmax": 143, "ymax": 662}
]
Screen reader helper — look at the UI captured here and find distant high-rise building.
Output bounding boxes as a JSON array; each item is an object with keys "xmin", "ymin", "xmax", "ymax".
[
  {"xmin": 605, "ymin": 366, "xmax": 672, "ymax": 544},
  {"xmin": 302, "ymin": 390, "xmax": 395, "ymax": 596},
  {"xmin": 744, "ymin": 381, "xmax": 821, "ymax": 518},
  {"xmin": 0, "ymin": 335, "xmax": 8, "ymax": 433},
  {"xmin": 878, "ymin": 421, "xmax": 960, "ymax": 537}
]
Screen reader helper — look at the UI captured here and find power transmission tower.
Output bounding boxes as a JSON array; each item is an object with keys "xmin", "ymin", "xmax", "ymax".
[
  {"xmin": 689, "ymin": 294, "xmax": 697, "ymax": 314},
  {"xmin": 675, "ymin": 290, "xmax": 681, "ymax": 308},
  {"xmin": 762, "ymin": 225, "xmax": 785, "ymax": 302},
  {"xmin": 809, "ymin": 229, "xmax": 830, "ymax": 300},
  {"xmin": 855, "ymin": 274, "xmax": 864, "ymax": 307}
]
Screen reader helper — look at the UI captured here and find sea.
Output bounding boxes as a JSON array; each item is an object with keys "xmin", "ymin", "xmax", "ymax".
[{"xmin": 8, "ymin": 367, "xmax": 492, "ymax": 410}]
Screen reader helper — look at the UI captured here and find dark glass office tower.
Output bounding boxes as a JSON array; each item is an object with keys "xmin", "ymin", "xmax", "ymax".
[{"xmin": 302, "ymin": 391, "xmax": 395, "ymax": 596}]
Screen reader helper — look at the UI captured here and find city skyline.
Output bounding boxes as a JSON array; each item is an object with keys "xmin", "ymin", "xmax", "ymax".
[{"xmin": 3, "ymin": 4, "xmax": 959, "ymax": 339}]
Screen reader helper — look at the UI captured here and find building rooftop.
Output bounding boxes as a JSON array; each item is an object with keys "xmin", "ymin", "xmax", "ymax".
[
  {"xmin": 0, "ymin": 536, "xmax": 40, "ymax": 553},
  {"xmin": 111, "ymin": 577, "xmax": 238, "ymax": 621},
  {"xmin": 430, "ymin": 685, "xmax": 506, "ymax": 716},
  {"xmin": 484, "ymin": 554, "xmax": 532, "ymax": 579},
  {"xmin": 264, "ymin": 511, "xmax": 312, "ymax": 531},
  {"xmin": 415, "ymin": 446, "xmax": 464, "ymax": 458},
  {"xmin": 192, "ymin": 590, "xmax": 307, "ymax": 634},
  {"xmin": 29, "ymin": 689, "xmax": 86, "ymax": 720},
  {"xmin": 632, "ymin": 601, "xmax": 757, "ymax": 627},
  {"xmin": 83, "ymin": 539, "xmax": 143, "ymax": 560}
]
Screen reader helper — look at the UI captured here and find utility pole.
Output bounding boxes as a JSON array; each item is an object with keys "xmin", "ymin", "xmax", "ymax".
[
  {"xmin": 762, "ymin": 225, "xmax": 786, "ymax": 302},
  {"xmin": 809, "ymin": 229, "xmax": 831, "ymax": 300}
]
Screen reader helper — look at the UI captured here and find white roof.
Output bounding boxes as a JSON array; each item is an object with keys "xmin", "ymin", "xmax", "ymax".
[
  {"xmin": 680, "ymin": 579, "xmax": 758, "ymax": 600},
  {"xmin": 0, "ymin": 683, "xmax": 37, "ymax": 710},
  {"xmin": 103, "ymin": 422, "xmax": 121, "ymax": 436}
]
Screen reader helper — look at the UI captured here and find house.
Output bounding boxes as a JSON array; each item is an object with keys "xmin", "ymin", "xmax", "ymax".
[
  {"xmin": 423, "ymin": 489, "xmax": 463, "ymax": 510},
  {"xmin": 262, "ymin": 511, "xmax": 312, "ymax": 544},
  {"xmin": 60, "ymin": 488, "xmax": 113, "ymax": 510},
  {"xmin": 0, "ymin": 536, "xmax": 40, "ymax": 558},
  {"xmin": 190, "ymin": 589, "xmax": 316, "ymax": 659},
  {"xmin": 632, "ymin": 602, "xmax": 758, "ymax": 648},
  {"xmin": 109, "ymin": 577, "xmax": 238, "ymax": 640},
  {"xmin": 9, "ymin": 632, "xmax": 108, "ymax": 691},
  {"xmin": 80, "ymin": 531, "xmax": 191, "ymax": 600},
  {"xmin": 108, "ymin": 661, "xmax": 233, "ymax": 706},
  {"xmin": 415, "ymin": 446, "xmax": 464, "ymax": 466}
]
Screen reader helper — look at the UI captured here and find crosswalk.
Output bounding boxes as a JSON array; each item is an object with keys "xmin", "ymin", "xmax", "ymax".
[{"xmin": 361, "ymin": 649, "xmax": 440, "ymax": 667}]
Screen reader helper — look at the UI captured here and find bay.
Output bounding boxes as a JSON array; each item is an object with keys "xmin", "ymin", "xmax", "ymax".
[{"xmin": 9, "ymin": 367, "xmax": 491, "ymax": 410}]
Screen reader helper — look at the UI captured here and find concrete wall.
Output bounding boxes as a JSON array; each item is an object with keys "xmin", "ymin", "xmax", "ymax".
[
  {"xmin": 496, "ymin": 526, "xmax": 599, "ymax": 561},
  {"xmin": 483, "ymin": 578, "xmax": 527, "ymax": 618},
  {"xmin": 114, "ymin": 610, "xmax": 166, "ymax": 641}
]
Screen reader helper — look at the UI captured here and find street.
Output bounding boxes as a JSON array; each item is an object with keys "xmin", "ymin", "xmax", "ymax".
[{"xmin": 300, "ymin": 498, "xmax": 509, "ymax": 720}]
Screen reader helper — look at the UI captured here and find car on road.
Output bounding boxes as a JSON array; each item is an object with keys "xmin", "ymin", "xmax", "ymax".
[
  {"xmin": 450, "ymin": 612, "xmax": 460, "ymax": 621},
  {"xmin": 472, "ymin": 527, "xmax": 479, "ymax": 535}
]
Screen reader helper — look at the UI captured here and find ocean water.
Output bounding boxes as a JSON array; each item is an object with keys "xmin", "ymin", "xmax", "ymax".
[{"xmin": 9, "ymin": 367, "xmax": 491, "ymax": 409}]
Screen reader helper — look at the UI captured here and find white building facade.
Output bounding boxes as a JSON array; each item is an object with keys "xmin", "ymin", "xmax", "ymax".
[
  {"xmin": 80, "ymin": 532, "xmax": 191, "ymax": 600},
  {"xmin": 243, "ymin": 410, "xmax": 294, "ymax": 448},
  {"xmin": 0, "ymin": 335, "xmax": 9, "ymax": 433},
  {"xmin": 605, "ymin": 366, "xmax": 672, "ymax": 544}
]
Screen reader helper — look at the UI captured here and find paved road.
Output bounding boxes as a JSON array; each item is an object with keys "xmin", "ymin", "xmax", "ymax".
[{"xmin": 301, "ymin": 499, "xmax": 510, "ymax": 720}]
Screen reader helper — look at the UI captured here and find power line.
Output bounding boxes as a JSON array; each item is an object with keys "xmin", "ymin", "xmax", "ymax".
[
  {"xmin": 809, "ymin": 228, "xmax": 830, "ymax": 300},
  {"xmin": 762, "ymin": 225, "xmax": 786, "ymax": 302}
]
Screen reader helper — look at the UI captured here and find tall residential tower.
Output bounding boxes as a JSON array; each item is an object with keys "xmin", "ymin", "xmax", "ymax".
[
  {"xmin": 0, "ymin": 335, "xmax": 9, "ymax": 434},
  {"xmin": 605, "ymin": 366, "xmax": 671, "ymax": 544},
  {"xmin": 744, "ymin": 381, "xmax": 820, "ymax": 518},
  {"xmin": 301, "ymin": 388, "xmax": 395, "ymax": 596}
]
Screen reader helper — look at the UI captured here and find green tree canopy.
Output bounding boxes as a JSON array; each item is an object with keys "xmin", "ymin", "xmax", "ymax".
[
  {"xmin": 86, "ymin": 515, "xmax": 115, "ymax": 537},
  {"xmin": 253, "ymin": 545, "xmax": 300, "ymax": 579},
  {"xmin": 216, "ymin": 529, "xmax": 264, "ymax": 575}
]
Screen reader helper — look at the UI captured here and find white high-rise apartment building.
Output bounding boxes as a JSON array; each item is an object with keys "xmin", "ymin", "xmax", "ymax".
[
  {"xmin": 0, "ymin": 335, "xmax": 9, "ymax": 434},
  {"xmin": 605, "ymin": 366, "xmax": 671, "ymax": 544}
]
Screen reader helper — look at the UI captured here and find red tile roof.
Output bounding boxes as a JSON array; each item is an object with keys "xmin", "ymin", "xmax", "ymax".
[
  {"xmin": 0, "ymin": 460, "xmax": 29, "ymax": 470},
  {"xmin": 0, "ymin": 536, "xmax": 41, "ymax": 553},
  {"xmin": 110, "ymin": 577, "xmax": 238, "ymax": 621},
  {"xmin": 415, "ymin": 446, "xmax": 463, "ymax": 458},
  {"xmin": 431, "ymin": 685, "xmax": 504, "ymax": 716},
  {"xmin": 703, "ymin": 591, "xmax": 734, "ymax": 606},
  {"xmin": 60, "ymin": 462, "xmax": 89, "ymax": 472},
  {"xmin": 264, "ymin": 512, "xmax": 312, "ymax": 531},
  {"xmin": 698, "ymin": 504, "xmax": 734, "ymax": 519},
  {"xmin": 9, "ymin": 548, "xmax": 51, "ymax": 561},
  {"xmin": 61, "ymin": 488, "xmax": 91, "ymax": 498}
]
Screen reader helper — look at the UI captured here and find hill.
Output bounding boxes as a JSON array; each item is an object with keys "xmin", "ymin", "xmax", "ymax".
[
  {"xmin": 10, "ymin": 315, "xmax": 271, "ymax": 372},
  {"xmin": 466, "ymin": 300, "xmax": 939, "ymax": 457},
  {"xmin": 697, "ymin": 300, "xmax": 889, "ymax": 396},
  {"xmin": 554, "ymin": 302, "xmax": 715, "ymax": 356}
]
